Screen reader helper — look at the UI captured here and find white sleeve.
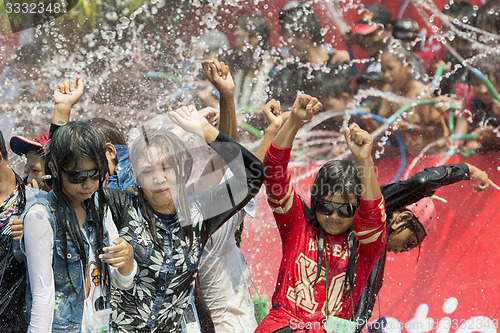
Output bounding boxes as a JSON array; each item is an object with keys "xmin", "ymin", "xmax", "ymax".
[
  {"xmin": 203, "ymin": 210, "xmax": 244, "ymax": 256},
  {"xmin": 111, "ymin": 260, "xmax": 137, "ymax": 290},
  {"xmin": 104, "ymin": 207, "xmax": 119, "ymax": 242},
  {"xmin": 24, "ymin": 205, "xmax": 55, "ymax": 333},
  {"xmin": 104, "ymin": 207, "xmax": 137, "ymax": 290}
]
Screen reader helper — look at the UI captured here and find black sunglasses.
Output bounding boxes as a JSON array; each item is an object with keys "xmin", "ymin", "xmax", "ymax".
[
  {"xmin": 63, "ymin": 168, "xmax": 102, "ymax": 184},
  {"xmin": 315, "ymin": 199, "xmax": 358, "ymax": 218}
]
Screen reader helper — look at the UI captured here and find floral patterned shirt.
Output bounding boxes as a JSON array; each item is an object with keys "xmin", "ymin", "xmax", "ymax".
[{"xmin": 110, "ymin": 132, "xmax": 266, "ymax": 333}]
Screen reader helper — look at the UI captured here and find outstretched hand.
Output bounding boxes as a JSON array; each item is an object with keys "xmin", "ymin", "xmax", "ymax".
[
  {"xmin": 54, "ymin": 76, "xmax": 84, "ymax": 109},
  {"xmin": 198, "ymin": 106, "xmax": 220, "ymax": 127},
  {"xmin": 168, "ymin": 105, "xmax": 210, "ymax": 139},
  {"xmin": 262, "ymin": 99, "xmax": 289, "ymax": 131},
  {"xmin": 52, "ymin": 76, "xmax": 84, "ymax": 125},
  {"xmin": 100, "ymin": 237, "xmax": 135, "ymax": 276},
  {"xmin": 465, "ymin": 163, "xmax": 500, "ymax": 192},
  {"xmin": 202, "ymin": 59, "xmax": 234, "ymax": 95},
  {"xmin": 291, "ymin": 94, "xmax": 322, "ymax": 122},
  {"xmin": 434, "ymin": 95, "xmax": 461, "ymax": 114},
  {"xmin": 345, "ymin": 123, "xmax": 374, "ymax": 161}
]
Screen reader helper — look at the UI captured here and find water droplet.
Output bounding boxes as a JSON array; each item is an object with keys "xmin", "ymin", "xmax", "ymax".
[
  {"xmin": 106, "ymin": 11, "xmax": 118, "ymax": 21},
  {"xmin": 101, "ymin": 31, "xmax": 116, "ymax": 42}
]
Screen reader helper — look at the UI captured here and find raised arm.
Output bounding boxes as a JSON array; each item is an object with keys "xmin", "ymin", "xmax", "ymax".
[
  {"xmin": 192, "ymin": 60, "xmax": 237, "ymax": 192},
  {"xmin": 51, "ymin": 76, "xmax": 84, "ymax": 126},
  {"xmin": 345, "ymin": 123, "xmax": 382, "ymax": 201},
  {"xmin": 345, "ymin": 124, "xmax": 386, "ymax": 270},
  {"xmin": 201, "ymin": 59, "xmax": 236, "ymax": 139},
  {"xmin": 255, "ymin": 99, "xmax": 289, "ymax": 162},
  {"xmin": 380, "ymin": 163, "xmax": 499, "ymax": 214},
  {"xmin": 273, "ymin": 94, "xmax": 322, "ymax": 149},
  {"xmin": 263, "ymin": 95, "xmax": 321, "ymax": 237},
  {"xmin": 168, "ymin": 105, "xmax": 265, "ymax": 238}
]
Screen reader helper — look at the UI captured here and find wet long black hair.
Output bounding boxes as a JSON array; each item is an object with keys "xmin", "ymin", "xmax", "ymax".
[
  {"xmin": 309, "ymin": 160, "xmax": 362, "ymax": 222},
  {"xmin": 305, "ymin": 159, "xmax": 362, "ymax": 286},
  {"xmin": 237, "ymin": 13, "xmax": 271, "ymax": 49},
  {"xmin": 0, "ymin": 129, "xmax": 8, "ymax": 161},
  {"xmin": 44, "ymin": 121, "xmax": 109, "ymax": 294},
  {"xmin": 278, "ymin": 1, "xmax": 324, "ymax": 44},
  {"xmin": 130, "ymin": 129, "xmax": 195, "ymax": 253}
]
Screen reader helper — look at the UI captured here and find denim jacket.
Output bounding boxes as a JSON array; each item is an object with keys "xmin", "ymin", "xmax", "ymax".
[
  {"xmin": 24, "ymin": 191, "xmax": 110, "ymax": 332},
  {"xmin": 106, "ymin": 145, "xmax": 136, "ymax": 191}
]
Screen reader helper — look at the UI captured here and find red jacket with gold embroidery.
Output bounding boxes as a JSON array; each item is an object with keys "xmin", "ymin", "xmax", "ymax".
[{"xmin": 261, "ymin": 143, "xmax": 387, "ymax": 330}]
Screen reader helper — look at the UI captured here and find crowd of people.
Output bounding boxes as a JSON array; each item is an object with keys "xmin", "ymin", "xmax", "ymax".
[{"xmin": 0, "ymin": 0, "xmax": 499, "ymax": 332}]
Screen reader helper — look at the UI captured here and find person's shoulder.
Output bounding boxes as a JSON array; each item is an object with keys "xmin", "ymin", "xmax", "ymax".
[
  {"xmin": 24, "ymin": 185, "xmax": 41, "ymax": 197},
  {"xmin": 407, "ymin": 80, "xmax": 427, "ymax": 97},
  {"xmin": 24, "ymin": 201, "xmax": 50, "ymax": 223},
  {"xmin": 22, "ymin": 188, "xmax": 48, "ymax": 212}
]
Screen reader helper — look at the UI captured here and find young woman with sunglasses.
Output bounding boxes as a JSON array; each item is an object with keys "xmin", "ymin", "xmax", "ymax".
[
  {"xmin": 22, "ymin": 121, "xmax": 137, "ymax": 333},
  {"xmin": 110, "ymin": 105, "xmax": 266, "ymax": 332},
  {"xmin": 256, "ymin": 94, "xmax": 387, "ymax": 333},
  {"xmin": 254, "ymin": 97, "xmax": 500, "ymax": 332}
]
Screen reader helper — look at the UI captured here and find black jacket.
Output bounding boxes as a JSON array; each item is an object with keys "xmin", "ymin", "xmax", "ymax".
[{"xmin": 354, "ymin": 163, "xmax": 470, "ymax": 331}]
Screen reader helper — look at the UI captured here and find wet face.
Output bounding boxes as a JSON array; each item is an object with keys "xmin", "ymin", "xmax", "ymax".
[
  {"xmin": 326, "ymin": 92, "xmax": 352, "ymax": 112},
  {"xmin": 386, "ymin": 210, "xmax": 426, "ymax": 253},
  {"xmin": 234, "ymin": 26, "xmax": 251, "ymax": 54},
  {"xmin": 472, "ymin": 74, "xmax": 500, "ymax": 112},
  {"xmin": 61, "ymin": 159, "xmax": 100, "ymax": 208},
  {"xmin": 26, "ymin": 150, "xmax": 44, "ymax": 185},
  {"xmin": 315, "ymin": 191, "xmax": 358, "ymax": 236},
  {"xmin": 135, "ymin": 146, "xmax": 179, "ymax": 215},
  {"xmin": 381, "ymin": 53, "xmax": 411, "ymax": 93},
  {"xmin": 282, "ymin": 28, "xmax": 309, "ymax": 60},
  {"xmin": 356, "ymin": 27, "xmax": 391, "ymax": 56},
  {"xmin": 327, "ymin": 97, "xmax": 348, "ymax": 112}
]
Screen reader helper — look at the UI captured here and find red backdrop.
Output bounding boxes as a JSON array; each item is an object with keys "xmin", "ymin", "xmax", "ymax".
[{"xmin": 241, "ymin": 151, "xmax": 500, "ymax": 332}]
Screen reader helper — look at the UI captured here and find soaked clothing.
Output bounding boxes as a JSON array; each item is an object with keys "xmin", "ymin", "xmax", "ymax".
[
  {"xmin": 256, "ymin": 143, "xmax": 386, "ymax": 333},
  {"xmin": 354, "ymin": 163, "xmax": 472, "ymax": 332},
  {"xmin": 111, "ymin": 132, "xmax": 266, "ymax": 333},
  {"xmin": 0, "ymin": 174, "xmax": 44, "ymax": 333},
  {"xmin": 23, "ymin": 190, "xmax": 137, "ymax": 333},
  {"xmin": 198, "ymin": 209, "xmax": 257, "ymax": 333}
]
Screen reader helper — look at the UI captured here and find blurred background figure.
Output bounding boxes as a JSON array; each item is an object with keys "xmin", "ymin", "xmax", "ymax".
[
  {"xmin": 269, "ymin": 1, "xmax": 349, "ymax": 109},
  {"xmin": 475, "ymin": 0, "xmax": 500, "ymax": 41},
  {"xmin": 9, "ymin": 131, "xmax": 48, "ymax": 189},
  {"xmin": 392, "ymin": 18, "xmax": 422, "ymax": 52},
  {"xmin": 232, "ymin": 13, "xmax": 275, "ymax": 115}
]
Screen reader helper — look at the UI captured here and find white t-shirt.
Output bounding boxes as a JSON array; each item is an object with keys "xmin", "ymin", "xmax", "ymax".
[
  {"xmin": 198, "ymin": 207, "xmax": 257, "ymax": 333},
  {"xmin": 24, "ymin": 204, "xmax": 136, "ymax": 333}
]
